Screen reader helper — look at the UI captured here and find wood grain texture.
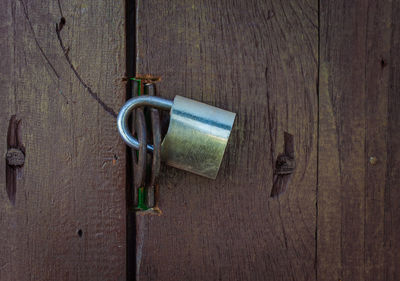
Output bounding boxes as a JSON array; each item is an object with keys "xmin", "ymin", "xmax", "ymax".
[
  {"xmin": 136, "ymin": 0, "xmax": 318, "ymax": 280},
  {"xmin": 318, "ymin": 0, "xmax": 400, "ymax": 280},
  {"xmin": 0, "ymin": 0, "xmax": 126, "ymax": 280},
  {"xmin": 385, "ymin": 2, "xmax": 400, "ymax": 277}
]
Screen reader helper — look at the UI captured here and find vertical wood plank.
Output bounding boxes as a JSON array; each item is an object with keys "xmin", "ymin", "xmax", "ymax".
[
  {"xmin": 318, "ymin": 0, "xmax": 399, "ymax": 280},
  {"xmin": 385, "ymin": 2, "xmax": 400, "ymax": 278},
  {"xmin": 0, "ymin": 0, "xmax": 126, "ymax": 280},
  {"xmin": 136, "ymin": 0, "xmax": 318, "ymax": 280}
]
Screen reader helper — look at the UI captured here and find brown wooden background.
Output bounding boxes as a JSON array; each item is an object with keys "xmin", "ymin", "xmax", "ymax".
[{"xmin": 1, "ymin": 0, "xmax": 399, "ymax": 280}]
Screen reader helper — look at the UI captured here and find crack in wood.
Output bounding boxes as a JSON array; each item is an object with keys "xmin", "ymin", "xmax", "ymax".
[
  {"xmin": 19, "ymin": 0, "xmax": 60, "ymax": 79},
  {"xmin": 18, "ymin": 0, "xmax": 69, "ymax": 103},
  {"xmin": 55, "ymin": 19, "xmax": 118, "ymax": 118}
]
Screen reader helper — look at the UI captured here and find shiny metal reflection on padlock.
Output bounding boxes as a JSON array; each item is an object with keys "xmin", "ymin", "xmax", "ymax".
[{"xmin": 117, "ymin": 95, "xmax": 236, "ymax": 179}]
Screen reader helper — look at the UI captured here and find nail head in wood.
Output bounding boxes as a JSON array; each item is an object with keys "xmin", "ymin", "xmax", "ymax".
[
  {"xmin": 369, "ymin": 156, "xmax": 378, "ymax": 165},
  {"xmin": 275, "ymin": 155, "xmax": 295, "ymax": 175},
  {"xmin": 6, "ymin": 148, "xmax": 25, "ymax": 167}
]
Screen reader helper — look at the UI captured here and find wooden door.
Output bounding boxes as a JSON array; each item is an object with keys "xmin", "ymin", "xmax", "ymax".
[
  {"xmin": 133, "ymin": 1, "xmax": 317, "ymax": 280},
  {"xmin": 0, "ymin": 0, "xmax": 126, "ymax": 280},
  {"xmin": 133, "ymin": 1, "xmax": 400, "ymax": 281},
  {"xmin": 1, "ymin": 1, "xmax": 400, "ymax": 281}
]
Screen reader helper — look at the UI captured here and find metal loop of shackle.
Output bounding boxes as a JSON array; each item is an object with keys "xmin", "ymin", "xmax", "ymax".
[{"xmin": 117, "ymin": 95, "xmax": 173, "ymax": 152}]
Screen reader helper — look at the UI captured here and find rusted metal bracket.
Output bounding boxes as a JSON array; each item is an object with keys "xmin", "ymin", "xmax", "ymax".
[
  {"xmin": 6, "ymin": 115, "xmax": 25, "ymax": 205},
  {"xmin": 130, "ymin": 79, "xmax": 162, "ymax": 214},
  {"xmin": 144, "ymin": 83, "xmax": 161, "ymax": 208},
  {"xmin": 270, "ymin": 132, "xmax": 296, "ymax": 197}
]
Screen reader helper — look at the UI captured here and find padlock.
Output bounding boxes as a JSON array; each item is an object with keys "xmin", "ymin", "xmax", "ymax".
[{"xmin": 117, "ymin": 95, "xmax": 236, "ymax": 179}]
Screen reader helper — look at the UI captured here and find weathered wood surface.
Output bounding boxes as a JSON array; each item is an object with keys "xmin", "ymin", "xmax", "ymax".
[
  {"xmin": 136, "ymin": 1, "xmax": 318, "ymax": 280},
  {"xmin": 0, "ymin": 0, "xmax": 126, "ymax": 280},
  {"xmin": 318, "ymin": 0, "xmax": 400, "ymax": 280},
  {"xmin": 1, "ymin": 1, "xmax": 399, "ymax": 280}
]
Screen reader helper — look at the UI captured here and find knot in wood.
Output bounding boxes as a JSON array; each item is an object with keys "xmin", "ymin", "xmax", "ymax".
[
  {"xmin": 6, "ymin": 148, "xmax": 25, "ymax": 166},
  {"xmin": 275, "ymin": 155, "xmax": 295, "ymax": 175}
]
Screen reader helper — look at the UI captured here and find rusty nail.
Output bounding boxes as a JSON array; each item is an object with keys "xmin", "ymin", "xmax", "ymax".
[
  {"xmin": 6, "ymin": 148, "xmax": 25, "ymax": 167},
  {"xmin": 369, "ymin": 156, "xmax": 378, "ymax": 165}
]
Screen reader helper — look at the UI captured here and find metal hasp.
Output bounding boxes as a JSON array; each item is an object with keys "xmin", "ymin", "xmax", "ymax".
[
  {"xmin": 117, "ymin": 95, "xmax": 173, "ymax": 151},
  {"xmin": 117, "ymin": 95, "xmax": 236, "ymax": 179}
]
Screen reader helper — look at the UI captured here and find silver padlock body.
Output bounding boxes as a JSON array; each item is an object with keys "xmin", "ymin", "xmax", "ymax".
[{"xmin": 161, "ymin": 96, "xmax": 236, "ymax": 179}]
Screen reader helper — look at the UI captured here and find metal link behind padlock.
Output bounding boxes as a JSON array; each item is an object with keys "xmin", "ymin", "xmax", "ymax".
[{"xmin": 117, "ymin": 95, "xmax": 236, "ymax": 179}]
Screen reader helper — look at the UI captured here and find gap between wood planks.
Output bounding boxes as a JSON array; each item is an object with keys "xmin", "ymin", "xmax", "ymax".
[{"xmin": 125, "ymin": 0, "xmax": 137, "ymax": 280}]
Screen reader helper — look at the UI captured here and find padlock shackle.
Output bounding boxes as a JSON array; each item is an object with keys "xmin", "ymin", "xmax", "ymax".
[{"xmin": 117, "ymin": 95, "xmax": 173, "ymax": 151}]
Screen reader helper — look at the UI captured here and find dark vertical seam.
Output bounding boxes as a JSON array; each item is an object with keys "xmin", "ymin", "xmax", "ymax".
[
  {"xmin": 384, "ymin": 2, "xmax": 395, "ymax": 279},
  {"xmin": 363, "ymin": 2, "xmax": 370, "ymax": 279},
  {"xmin": 126, "ymin": 0, "xmax": 137, "ymax": 280},
  {"xmin": 315, "ymin": 0, "xmax": 320, "ymax": 280}
]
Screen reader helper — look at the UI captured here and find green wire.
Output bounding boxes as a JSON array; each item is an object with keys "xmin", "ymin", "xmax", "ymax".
[
  {"xmin": 130, "ymin": 78, "xmax": 148, "ymax": 211},
  {"xmin": 130, "ymin": 78, "xmax": 142, "ymax": 96}
]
